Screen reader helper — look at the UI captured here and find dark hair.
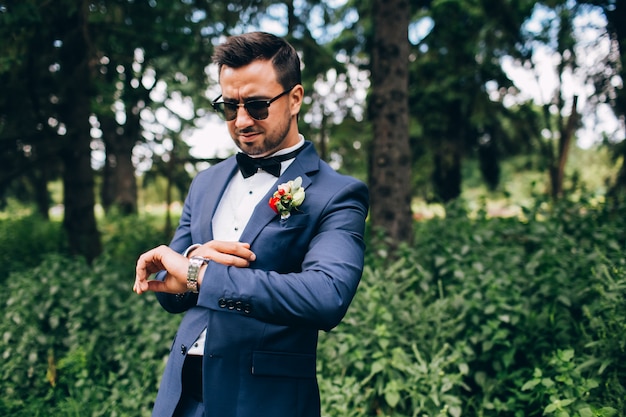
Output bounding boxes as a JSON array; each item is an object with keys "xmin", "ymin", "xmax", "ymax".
[{"xmin": 212, "ymin": 32, "xmax": 301, "ymax": 90}]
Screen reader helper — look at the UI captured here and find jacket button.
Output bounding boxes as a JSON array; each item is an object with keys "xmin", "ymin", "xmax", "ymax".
[
  {"xmin": 244, "ymin": 303, "xmax": 252, "ymax": 314},
  {"xmin": 218, "ymin": 298, "xmax": 227, "ymax": 308},
  {"xmin": 180, "ymin": 344, "xmax": 187, "ymax": 355},
  {"xmin": 235, "ymin": 301, "xmax": 243, "ymax": 311},
  {"xmin": 227, "ymin": 300, "xmax": 235, "ymax": 310}
]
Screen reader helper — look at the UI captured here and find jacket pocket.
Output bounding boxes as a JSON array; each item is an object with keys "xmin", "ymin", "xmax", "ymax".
[{"xmin": 251, "ymin": 351, "xmax": 316, "ymax": 379}]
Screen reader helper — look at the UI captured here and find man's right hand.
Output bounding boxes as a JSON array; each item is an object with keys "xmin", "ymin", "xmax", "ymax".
[{"xmin": 188, "ymin": 240, "xmax": 256, "ymax": 267}]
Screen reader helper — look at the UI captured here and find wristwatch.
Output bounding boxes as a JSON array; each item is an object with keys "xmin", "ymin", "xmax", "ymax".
[{"xmin": 187, "ymin": 256, "xmax": 209, "ymax": 293}]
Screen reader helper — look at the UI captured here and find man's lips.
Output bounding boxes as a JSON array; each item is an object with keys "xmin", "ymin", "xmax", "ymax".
[{"xmin": 237, "ymin": 131, "xmax": 261, "ymax": 142}]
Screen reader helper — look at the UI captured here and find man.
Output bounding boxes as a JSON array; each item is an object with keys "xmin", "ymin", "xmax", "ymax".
[{"xmin": 133, "ymin": 32, "xmax": 369, "ymax": 417}]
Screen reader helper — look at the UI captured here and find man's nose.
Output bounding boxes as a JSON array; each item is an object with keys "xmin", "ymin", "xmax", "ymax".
[{"xmin": 234, "ymin": 106, "xmax": 254, "ymax": 128}]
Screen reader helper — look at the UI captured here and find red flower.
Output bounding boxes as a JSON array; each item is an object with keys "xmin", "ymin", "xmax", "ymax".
[{"xmin": 269, "ymin": 196, "xmax": 281, "ymax": 213}]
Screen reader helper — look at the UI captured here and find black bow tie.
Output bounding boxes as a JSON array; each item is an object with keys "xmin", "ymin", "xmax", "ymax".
[{"xmin": 236, "ymin": 146, "xmax": 304, "ymax": 178}]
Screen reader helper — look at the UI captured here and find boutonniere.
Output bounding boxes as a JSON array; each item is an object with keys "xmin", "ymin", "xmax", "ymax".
[{"xmin": 269, "ymin": 176, "xmax": 305, "ymax": 220}]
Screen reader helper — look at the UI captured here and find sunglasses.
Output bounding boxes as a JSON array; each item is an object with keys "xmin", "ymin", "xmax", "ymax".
[{"xmin": 211, "ymin": 85, "xmax": 296, "ymax": 121}]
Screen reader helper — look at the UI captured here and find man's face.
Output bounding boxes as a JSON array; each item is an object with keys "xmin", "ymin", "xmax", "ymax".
[{"xmin": 218, "ymin": 59, "xmax": 303, "ymax": 157}]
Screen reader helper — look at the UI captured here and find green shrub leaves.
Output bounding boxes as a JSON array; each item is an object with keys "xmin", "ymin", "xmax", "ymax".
[
  {"xmin": 1, "ymin": 199, "xmax": 624, "ymax": 416},
  {"xmin": 318, "ymin": 198, "xmax": 625, "ymax": 416}
]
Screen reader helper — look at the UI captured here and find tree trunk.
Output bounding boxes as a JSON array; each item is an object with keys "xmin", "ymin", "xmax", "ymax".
[
  {"xmin": 369, "ymin": 0, "xmax": 413, "ymax": 246},
  {"xmin": 433, "ymin": 139, "xmax": 462, "ymax": 203},
  {"xmin": 58, "ymin": 2, "xmax": 102, "ymax": 262},
  {"xmin": 606, "ymin": 0, "xmax": 626, "ymax": 195},
  {"xmin": 550, "ymin": 96, "xmax": 578, "ymax": 198},
  {"xmin": 612, "ymin": 145, "xmax": 626, "ymax": 198},
  {"xmin": 30, "ymin": 166, "xmax": 50, "ymax": 220},
  {"xmin": 100, "ymin": 113, "xmax": 138, "ymax": 215},
  {"xmin": 478, "ymin": 141, "xmax": 501, "ymax": 192}
]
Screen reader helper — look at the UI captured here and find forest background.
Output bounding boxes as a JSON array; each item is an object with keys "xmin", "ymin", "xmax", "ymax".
[{"xmin": 1, "ymin": 0, "xmax": 625, "ymax": 416}]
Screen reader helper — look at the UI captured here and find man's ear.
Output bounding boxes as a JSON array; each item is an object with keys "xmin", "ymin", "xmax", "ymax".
[{"xmin": 290, "ymin": 84, "xmax": 304, "ymax": 116}]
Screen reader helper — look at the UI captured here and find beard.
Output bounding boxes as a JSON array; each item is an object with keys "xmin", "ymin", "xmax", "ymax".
[{"xmin": 232, "ymin": 113, "xmax": 293, "ymax": 157}]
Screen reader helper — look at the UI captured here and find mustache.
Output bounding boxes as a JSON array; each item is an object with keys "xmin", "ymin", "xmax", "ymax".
[{"xmin": 236, "ymin": 127, "xmax": 261, "ymax": 135}]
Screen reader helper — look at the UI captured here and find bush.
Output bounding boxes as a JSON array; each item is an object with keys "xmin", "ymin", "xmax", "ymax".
[
  {"xmin": 99, "ymin": 211, "xmax": 172, "ymax": 267},
  {"xmin": 0, "ymin": 253, "xmax": 182, "ymax": 417},
  {"xmin": 1, "ymin": 198, "xmax": 624, "ymax": 416},
  {"xmin": 0, "ymin": 212, "xmax": 177, "ymax": 417},
  {"xmin": 317, "ymin": 197, "xmax": 625, "ymax": 416},
  {"xmin": 0, "ymin": 214, "xmax": 67, "ymax": 278}
]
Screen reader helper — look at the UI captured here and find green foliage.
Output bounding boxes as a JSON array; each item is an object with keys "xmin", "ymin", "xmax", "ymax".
[
  {"xmin": 0, "ymin": 252, "xmax": 182, "ymax": 416},
  {"xmin": 0, "ymin": 212, "xmax": 67, "ymax": 278},
  {"xmin": 317, "ymin": 257, "xmax": 470, "ymax": 417},
  {"xmin": 521, "ymin": 349, "xmax": 617, "ymax": 417},
  {"xmin": 99, "ymin": 211, "xmax": 172, "ymax": 267},
  {"xmin": 0, "ymin": 212, "xmax": 177, "ymax": 416},
  {"xmin": 318, "ymin": 195, "xmax": 626, "ymax": 416},
  {"xmin": 1, "ymin": 196, "xmax": 624, "ymax": 416}
]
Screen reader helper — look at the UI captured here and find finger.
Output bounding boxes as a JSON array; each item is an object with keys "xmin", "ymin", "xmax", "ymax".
[
  {"xmin": 210, "ymin": 252, "xmax": 252, "ymax": 267},
  {"xmin": 230, "ymin": 244, "xmax": 256, "ymax": 261},
  {"xmin": 146, "ymin": 278, "xmax": 186, "ymax": 294},
  {"xmin": 213, "ymin": 241, "xmax": 256, "ymax": 261},
  {"xmin": 205, "ymin": 241, "xmax": 252, "ymax": 256},
  {"xmin": 133, "ymin": 276, "xmax": 150, "ymax": 294},
  {"xmin": 134, "ymin": 247, "xmax": 166, "ymax": 293},
  {"xmin": 134, "ymin": 267, "xmax": 148, "ymax": 294}
]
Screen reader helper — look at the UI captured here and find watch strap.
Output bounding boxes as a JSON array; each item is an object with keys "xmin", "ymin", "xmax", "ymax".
[{"xmin": 187, "ymin": 256, "xmax": 209, "ymax": 293}]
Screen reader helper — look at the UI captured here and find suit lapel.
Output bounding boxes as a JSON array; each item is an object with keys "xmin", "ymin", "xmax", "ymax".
[
  {"xmin": 198, "ymin": 158, "xmax": 239, "ymax": 243},
  {"xmin": 239, "ymin": 142, "xmax": 319, "ymax": 245}
]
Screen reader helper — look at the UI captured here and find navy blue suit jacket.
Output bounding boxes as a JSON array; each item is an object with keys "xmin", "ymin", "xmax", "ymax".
[{"xmin": 151, "ymin": 141, "xmax": 369, "ymax": 417}]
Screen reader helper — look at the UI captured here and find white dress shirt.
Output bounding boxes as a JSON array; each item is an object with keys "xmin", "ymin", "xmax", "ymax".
[{"xmin": 187, "ymin": 137, "xmax": 304, "ymax": 355}]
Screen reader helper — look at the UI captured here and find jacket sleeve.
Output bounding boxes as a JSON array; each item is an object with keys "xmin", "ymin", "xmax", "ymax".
[
  {"xmin": 154, "ymin": 176, "xmax": 198, "ymax": 314},
  {"xmin": 196, "ymin": 179, "xmax": 369, "ymax": 331}
]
